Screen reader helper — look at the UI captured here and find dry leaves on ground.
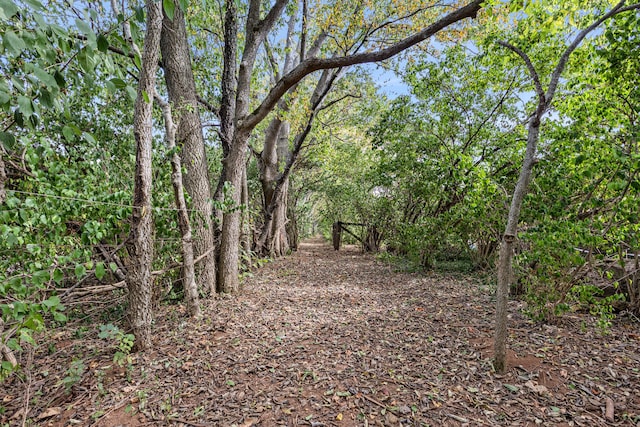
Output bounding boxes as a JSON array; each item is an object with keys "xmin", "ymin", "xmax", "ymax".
[{"xmin": 2, "ymin": 238, "xmax": 640, "ymax": 426}]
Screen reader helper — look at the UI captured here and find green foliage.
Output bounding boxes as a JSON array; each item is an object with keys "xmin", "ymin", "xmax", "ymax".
[
  {"xmin": 60, "ymin": 359, "xmax": 85, "ymax": 392},
  {"xmin": 98, "ymin": 323, "xmax": 135, "ymax": 366}
]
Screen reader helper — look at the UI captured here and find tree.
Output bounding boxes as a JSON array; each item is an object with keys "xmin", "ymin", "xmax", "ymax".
[
  {"xmin": 160, "ymin": 4, "xmax": 217, "ymax": 295},
  {"xmin": 126, "ymin": 0, "xmax": 163, "ymax": 350},
  {"xmin": 493, "ymin": 0, "xmax": 640, "ymax": 373}
]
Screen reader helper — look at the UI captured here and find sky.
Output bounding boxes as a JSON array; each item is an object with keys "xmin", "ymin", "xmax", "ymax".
[{"xmin": 365, "ymin": 63, "xmax": 411, "ymax": 98}]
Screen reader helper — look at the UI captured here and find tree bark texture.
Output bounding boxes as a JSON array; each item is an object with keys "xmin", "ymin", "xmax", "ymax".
[
  {"xmin": 218, "ymin": 134, "xmax": 247, "ymax": 293},
  {"xmin": 156, "ymin": 94, "xmax": 201, "ymax": 318},
  {"xmin": 160, "ymin": 5, "xmax": 217, "ymax": 295},
  {"xmin": 126, "ymin": 0, "xmax": 162, "ymax": 351}
]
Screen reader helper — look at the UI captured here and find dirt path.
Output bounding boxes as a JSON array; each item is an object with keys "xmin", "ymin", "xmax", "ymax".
[{"xmin": 3, "ymin": 238, "xmax": 640, "ymax": 426}]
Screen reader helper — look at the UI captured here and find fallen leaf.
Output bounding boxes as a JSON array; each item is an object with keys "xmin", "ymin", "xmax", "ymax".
[{"xmin": 37, "ymin": 407, "xmax": 62, "ymax": 419}]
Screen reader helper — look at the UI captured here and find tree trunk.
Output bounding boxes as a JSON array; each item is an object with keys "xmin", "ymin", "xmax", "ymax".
[
  {"xmin": 259, "ymin": 117, "xmax": 291, "ymax": 256},
  {"xmin": 240, "ymin": 156, "xmax": 251, "ymax": 255},
  {"xmin": 156, "ymin": 94, "xmax": 201, "ymax": 318},
  {"xmin": 217, "ymin": 135, "xmax": 248, "ymax": 293},
  {"xmin": 161, "ymin": 4, "xmax": 217, "ymax": 295},
  {"xmin": 0, "ymin": 149, "xmax": 6, "ymax": 204},
  {"xmin": 126, "ymin": 0, "xmax": 162, "ymax": 351}
]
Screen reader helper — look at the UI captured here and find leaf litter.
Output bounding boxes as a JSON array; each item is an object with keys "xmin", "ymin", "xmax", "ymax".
[{"xmin": 2, "ymin": 238, "xmax": 640, "ymax": 426}]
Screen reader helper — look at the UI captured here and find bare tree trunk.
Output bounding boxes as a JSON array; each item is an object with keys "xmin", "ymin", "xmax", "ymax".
[
  {"xmin": 126, "ymin": 0, "xmax": 162, "ymax": 351},
  {"xmin": 240, "ymin": 156, "xmax": 251, "ymax": 255},
  {"xmin": 155, "ymin": 94, "xmax": 201, "ymax": 318},
  {"xmin": 0, "ymin": 148, "xmax": 6, "ymax": 204},
  {"xmin": 493, "ymin": 0, "xmax": 636, "ymax": 373},
  {"xmin": 161, "ymin": 4, "xmax": 217, "ymax": 295}
]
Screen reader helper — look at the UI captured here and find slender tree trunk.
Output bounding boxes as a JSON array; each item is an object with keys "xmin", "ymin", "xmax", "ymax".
[
  {"xmin": 493, "ymin": 0, "xmax": 636, "ymax": 372},
  {"xmin": 0, "ymin": 149, "xmax": 6, "ymax": 204},
  {"xmin": 156, "ymin": 94, "xmax": 201, "ymax": 318},
  {"xmin": 126, "ymin": 0, "xmax": 162, "ymax": 350},
  {"xmin": 161, "ymin": 5, "xmax": 217, "ymax": 295},
  {"xmin": 240, "ymin": 156, "xmax": 251, "ymax": 254},
  {"xmin": 494, "ymin": 120, "xmax": 540, "ymax": 372}
]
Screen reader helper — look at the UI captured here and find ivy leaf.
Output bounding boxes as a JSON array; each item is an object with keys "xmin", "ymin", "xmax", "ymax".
[{"xmin": 163, "ymin": 0, "xmax": 175, "ymax": 21}]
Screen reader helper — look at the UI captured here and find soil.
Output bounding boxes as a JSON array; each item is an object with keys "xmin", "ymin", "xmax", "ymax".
[{"xmin": 2, "ymin": 238, "xmax": 640, "ymax": 426}]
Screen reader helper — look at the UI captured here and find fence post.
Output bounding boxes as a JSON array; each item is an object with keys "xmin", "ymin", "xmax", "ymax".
[{"xmin": 332, "ymin": 222, "xmax": 341, "ymax": 250}]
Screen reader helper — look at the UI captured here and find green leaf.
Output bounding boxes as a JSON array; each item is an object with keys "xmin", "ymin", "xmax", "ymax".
[
  {"xmin": 23, "ymin": 0, "xmax": 43, "ymax": 10},
  {"xmin": 126, "ymin": 86, "xmax": 137, "ymax": 101},
  {"xmin": 32, "ymin": 66, "xmax": 58, "ymax": 89},
  {"xmin": 42, "ymin": 295, "xmax": 61, "ymax": 308},
  {"xmin": 32, "ymin": 269, "xmax": 50, "ymax": 285},
  {"xmin": 53, "ymin": 268, "xmax": 64, "ymax": 284},
  {"xmin": 135, "ymin": 6, "xmax": 145, "ymax": 22},
  {"xmin": 62, "ymin": 125, "xmax": 75, "ymax": 141},
  {"xmin": 504, "ymin": 384, "xmax": 519, "ymax": 392},
  {"xmin": 17, "ymin": 96, "xmax": 33, "ymax": 118},
  {"xmin": 0, "ymin": 0, "xmax": 19, "ymax": 19},
  {"xmin": 53, "ymin": 311, "xmax": 67, "ymax": 322},
  {"xmin": 109, "ymin": 78, "xmax": 127, "ymax": 89},
  {"xmin": 109, "ymin": 262, "xmax": 118, "ymax": 272},
  {"xmin": 163, "ymin": 0, "xmax": 175, "ymax": 21},
  {"xmin": 95, "ymin": 262, "xmax": 106, "ymax": 280},
  {"xmin": 142, "ymin": 90, "xmax": 150, "ymax": 104},
  {"xmin": 3, "ymin": 30, "xmax": 26, "ymax": 56},
  {"xmin": 82, "ymin": 131, "xmax": 97, "ymax": 145},
  {"xmin": 97, "ymin": 34, "xmax": 109, "ymax": 52},
  {"xmin": 0, "ymin": 131, "xmax": 16, "ymax": 149},
  {"xmin": 74, "ymin": 264, "xmax": 86, "ymax": 279},
  {"xmin": 75, "ymin": 19, "xmax": 93, "ymax": 36}
]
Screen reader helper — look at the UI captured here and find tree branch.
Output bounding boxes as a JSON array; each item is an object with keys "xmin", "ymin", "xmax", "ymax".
[
  {"xmin": 497, "ymin": 41, "xmax": 544, "ymax": 105},
  {"xmin": 240, "ymin": 0, "xmax": 483, "ymax": 132}
]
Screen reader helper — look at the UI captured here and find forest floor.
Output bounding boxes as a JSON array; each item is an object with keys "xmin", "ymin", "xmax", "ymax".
[{"xmin": 2, "ymin": 238, "xmax": 640, "ymax": 426}]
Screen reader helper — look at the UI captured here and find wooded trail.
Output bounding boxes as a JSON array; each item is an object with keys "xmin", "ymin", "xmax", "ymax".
[{"xmin": 3, "ymin": 239, "xmax": 640, "ymax": 426}]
